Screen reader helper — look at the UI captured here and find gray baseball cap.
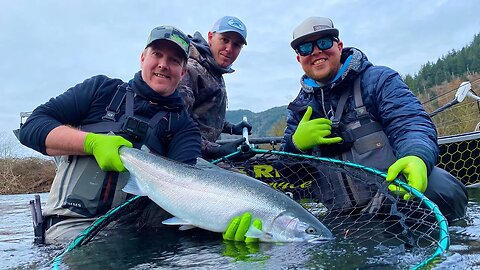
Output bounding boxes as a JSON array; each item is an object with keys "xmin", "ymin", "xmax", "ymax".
[
  {"xmin": 211, "ymin": 16, "xmax": 247, "ymax": 45},
  {"xmin": 291, "ymin": 17, "xmax": 339, "ymax": 49},
  {"xmin": 146, "ymin": 26, "xmax": 190, "ymax": 60}
]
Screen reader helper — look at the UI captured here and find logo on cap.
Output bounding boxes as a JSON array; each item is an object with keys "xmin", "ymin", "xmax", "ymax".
[
  {"xmin": 227, "ymin": 18, "xmax": 245, "ymax": 31},
  {"xmin": 170, "ymin": 34, "xmax": 189, "ymax": 52},
  {"xmin": 313, "ymin": 25, "xmax": 327, "ymax": 31}
]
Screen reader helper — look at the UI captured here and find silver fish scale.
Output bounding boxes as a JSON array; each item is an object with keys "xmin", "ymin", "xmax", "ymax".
[{"xmin": 119, "ymin": 147, "xmax": 332, "ymax": 240}]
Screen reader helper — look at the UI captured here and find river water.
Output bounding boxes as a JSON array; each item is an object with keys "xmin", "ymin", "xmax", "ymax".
[{"xmin": 1, "ymin": 190, "xmax": 480, "ymax": 270}]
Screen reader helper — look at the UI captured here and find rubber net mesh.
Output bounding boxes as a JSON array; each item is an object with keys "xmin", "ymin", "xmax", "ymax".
[{"xmin": 215, "ymin": 150, "xmax": 448, "ymax": 266}]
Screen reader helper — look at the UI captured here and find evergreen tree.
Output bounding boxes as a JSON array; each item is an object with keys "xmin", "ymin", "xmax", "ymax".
[{"xmin": 405, "ymin": 33, "xmax": 480, "ymax": 90}]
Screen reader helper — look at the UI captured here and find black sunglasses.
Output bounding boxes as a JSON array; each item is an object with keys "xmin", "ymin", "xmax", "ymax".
[{"xmin": 296, "ymin": 36, "xmax": 339, "ymax": 56}]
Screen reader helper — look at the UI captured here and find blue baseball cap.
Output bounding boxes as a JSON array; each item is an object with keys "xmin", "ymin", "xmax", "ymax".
[{"xmin": 211, "ymin": 16, "xmax": 247, "ymax": 45}]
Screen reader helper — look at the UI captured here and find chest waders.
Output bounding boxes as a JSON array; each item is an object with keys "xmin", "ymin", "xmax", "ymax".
[
  {"xmin": 312, "ymin": 77, "xmax": 397, "ymax": 211},
  {"xmin": 35, "ymin": 83, "xmax": 169, "ymax": 243}
]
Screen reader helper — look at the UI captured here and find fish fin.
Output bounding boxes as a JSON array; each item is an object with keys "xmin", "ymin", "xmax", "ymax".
[
  {"xmin": 162, "ymin": 217, "xmax": 191, "ymax": 226},
  {"xmin": 122, "ymin": 176, "xmax": 146, "ymax": 196},
  {"xmin": 140, "ymin": 145, "xmax": 153, "ymax": 153},
  {"xmin": 178, "ymin": 225, "xmax": 196, "ymax": 231},
  {"xmin": 162, "ymin": 217, "xmax": 197, "ymax": 230},
  {"xmin": 244, "ymin": 226, "xmax": 264, "ymax": 239},
  {"xmin": 196, "ymin": 158, "xmax": 226, "ymax": 171},
  {"xmin": 195, "ymin": 157, "xmax": 218, "ymax": 169}
]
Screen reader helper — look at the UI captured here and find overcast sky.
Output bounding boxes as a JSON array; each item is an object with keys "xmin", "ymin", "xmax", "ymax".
[{"xmin": 1, "ymin": 0, "xmax": 479, "ymax": 156}]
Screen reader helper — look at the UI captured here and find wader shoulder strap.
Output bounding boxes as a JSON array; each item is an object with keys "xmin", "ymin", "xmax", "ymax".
[
  {"xmin": 353, "ymin": 77, "xmax": 362, "ymax": 108},
  {"xmin": 342, "ymin": 75, "xmax": 384, "ymax": 143},
  {"xmin": 352, "ymin": 77, "xmax": 370, "ymax": 124},
  {"xmin": 148, "ymin": 110, "xmax": 169, "ymax": 127},
  {"xmin": 330, "ymin": 76, "xmax": 383, "ymax": 143},
  {"xmin": 81, "ymin": 83, "xmax": 134, "ymax": 133},
  {"xmin": 147, "ymin": 110, "xmax": 170, "ymax": 145},
  {"xmin": 331, "ymin": 87, "xmax": 351, "ymax": 130},
  {"xmin": 125, "ymin": 85, "xmax": 134, "ymax": 118},
  {"xmin": 103, "ymin": 83, "xmax": 126, "ymax": 121},
  {"xmin": 332, "ymin": 76, "xmax": 363, "ymax": 129}
]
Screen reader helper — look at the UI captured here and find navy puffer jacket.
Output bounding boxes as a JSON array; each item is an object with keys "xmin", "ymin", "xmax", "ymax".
[{"xmin": 281, "ymin": 47, "xmax": 438, "ymax": 174}]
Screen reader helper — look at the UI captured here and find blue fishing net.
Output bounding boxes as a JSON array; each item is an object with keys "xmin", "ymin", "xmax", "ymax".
[{"xmin": 214, "ymin": 149, "xmax": 448, "ymax": 269}]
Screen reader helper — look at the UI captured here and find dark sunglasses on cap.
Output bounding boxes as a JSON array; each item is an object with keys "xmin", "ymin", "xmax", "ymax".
[{"xmin": 295, "ymin": 36, "xmax": 339, "ymax": 56}]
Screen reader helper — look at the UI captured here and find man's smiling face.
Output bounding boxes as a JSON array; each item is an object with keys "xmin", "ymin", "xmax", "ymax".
[
  {"xmin": 296, "ymin": 35, "xmax": 343, "ymax": 84},
  {"xmin": 141, "ymin": 40, "xmax": 187, "ymax": 96},
  {"xmin": 207, "ymin": 32, "xmax": 244, "ymax": 68}
]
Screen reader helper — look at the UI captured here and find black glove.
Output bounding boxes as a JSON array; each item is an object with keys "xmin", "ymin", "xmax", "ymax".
[
  {"xmin": 206, "ymin": 138, "xmax": 255, "ymax": 161},
  {"xmin": 217, "ymin": 137, "xmax": 247, "ymax": 156},
  {"xmin": 230, "ymin": 121, "xmax": 252, "ymax": 135}
]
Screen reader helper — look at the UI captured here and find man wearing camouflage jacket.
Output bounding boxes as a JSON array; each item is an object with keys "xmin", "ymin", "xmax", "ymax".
[{"xmin": 178, "ymin": 16, "xmax": 252, "ymax": 160}]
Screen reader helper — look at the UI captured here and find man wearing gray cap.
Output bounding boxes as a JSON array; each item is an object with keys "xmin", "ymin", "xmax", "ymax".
[
  {"xmin": 178, "ymin": 16, "xmax": 253, "ymax": 161},
  {"xmin": 18, "ymin": 25, "xmax": 201, "ymax": 244},
  {"xmin": 280, "ymin": 17, "xmax": 467, "ymax": 222}
]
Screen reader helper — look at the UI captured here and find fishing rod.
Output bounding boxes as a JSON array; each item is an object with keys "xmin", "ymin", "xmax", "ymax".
[{"xmin": 429, "ymin": 81, "xmax": 480, "ymax": 117}]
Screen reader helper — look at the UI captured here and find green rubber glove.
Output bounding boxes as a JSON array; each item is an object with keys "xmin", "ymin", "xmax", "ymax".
[
  {"xmin": 386, "ymin": 155, "xmax": 428, "ymax": 200},
  {"xmin": 83, "ymin": 133, "xmax": 133, "ymax": 172},
  {"xmin": 223, "ymin": 212, "xmax": 262, "ymax": 243},
  {"xmin": 292, "ymin": 106, "xmax": 343, "ymax": 151}
]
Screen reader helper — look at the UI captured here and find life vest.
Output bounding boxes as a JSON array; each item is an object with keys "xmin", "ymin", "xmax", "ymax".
[{"xmin": 43, "ymin": 83, "xmax": 170, "ymax": 218}]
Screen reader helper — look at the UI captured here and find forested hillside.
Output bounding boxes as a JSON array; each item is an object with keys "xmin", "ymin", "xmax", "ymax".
[
  {"xmin": 405, "ymin": 34, "xmax": 480, "ymax": 99},
  {"xmin": 407, "ymin": 33, "xmax": 480, "ymax": 135}
]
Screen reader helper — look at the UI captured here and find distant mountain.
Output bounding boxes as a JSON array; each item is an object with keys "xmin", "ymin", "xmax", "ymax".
[{"xmin": 225, "ymin": 105, "xmax": 287, "ymax": 137}]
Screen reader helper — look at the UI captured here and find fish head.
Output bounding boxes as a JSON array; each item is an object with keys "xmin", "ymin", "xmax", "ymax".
[{"xmin": 264, "ymin": 212, "xmax": 333, "ymax": 242}]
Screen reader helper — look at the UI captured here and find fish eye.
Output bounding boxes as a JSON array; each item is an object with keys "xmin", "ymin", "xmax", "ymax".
[{"xmin": 306, "ymin": 226, "xmax": 317, "ymax": 234}]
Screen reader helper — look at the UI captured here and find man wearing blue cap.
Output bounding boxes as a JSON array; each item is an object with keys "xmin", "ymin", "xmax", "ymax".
[
  {"xmin": 18, "ymin": 25, "xmax": 201, "ymax": 244},
  {"xmin": 178, "ymin": 16, "xmax": 253, "ymax": 161}
]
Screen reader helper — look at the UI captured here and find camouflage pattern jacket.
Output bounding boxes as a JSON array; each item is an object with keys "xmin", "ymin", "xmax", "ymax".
[{"xmin": 178, "ymin": 32, "xmax": 236, "ymax": 155}]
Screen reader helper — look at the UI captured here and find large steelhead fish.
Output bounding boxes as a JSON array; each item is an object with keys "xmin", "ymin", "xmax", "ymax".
[{"xmin": 119, "ymin": 147, "xmax": 333, "ymax": 242}]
